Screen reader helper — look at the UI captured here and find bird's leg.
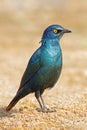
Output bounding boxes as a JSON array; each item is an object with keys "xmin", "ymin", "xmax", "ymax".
[
  {"xmin": 35, "ymin": 91, "xmax": 48, "ymax": 112},
  {"xmin": 35, "ymin": 91, "xmax": 43, "ymax": 110},
  {"xmin": 40, "ymin": 95, "xmax": 46, "ymax": 108},
  {"xmin": 40, "ymin": 89, "xmax": 49, "ymax": 110},
  {"xmin": 40, "ymin": 95, "xmax": 49, "ymax": 111}
]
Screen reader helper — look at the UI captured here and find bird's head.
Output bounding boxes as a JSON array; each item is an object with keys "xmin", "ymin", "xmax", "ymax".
[{"xmin": 42, "ymin": 24, "xmax": 71, "ymax": 41}]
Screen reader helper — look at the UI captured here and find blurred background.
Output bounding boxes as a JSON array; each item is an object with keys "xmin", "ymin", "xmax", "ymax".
[
  {"xmin": 0, "ymin": 0, "xmax": 87, "ymax": 45},
  {"xmin": 0, "ymin": 0, "xmax": 87, "ymax": 108},
  {"xmin": 0, "ymin": 0, "xmax": 87, "ymax": 129},
  {"xmin": 0, "ymin": 0, "xmax": 87, "ymax": 107}
]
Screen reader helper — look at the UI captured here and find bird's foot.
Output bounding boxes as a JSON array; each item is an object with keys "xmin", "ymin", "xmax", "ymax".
[
  {"xmin": 37, "ymin": 106, "xmax": 49, "ymax": 113},
  {"xmin": 37, "ymin": 106, "xmax": 56, "ymax": 113},
  {"xmin": 41, "ymin": 107, "xmax": 56, "ymax": 113},
  {"xmin": 41, "ymin": 106, "xmax": 50, "ymax": 113}
]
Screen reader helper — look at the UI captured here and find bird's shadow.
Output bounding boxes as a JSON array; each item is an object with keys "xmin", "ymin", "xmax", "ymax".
[
  {"xmin": 0, "ymin": 107, "xmax": 18, "ymax": 118},
  {"xmin": 0, "ymin": 106, "xmax": 57, "ymax": 117}
]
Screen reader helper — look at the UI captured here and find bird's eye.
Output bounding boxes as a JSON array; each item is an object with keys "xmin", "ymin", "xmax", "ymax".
[{"xmin": 53, "ymin": 29, "xmax": 59, "ymax": 34}]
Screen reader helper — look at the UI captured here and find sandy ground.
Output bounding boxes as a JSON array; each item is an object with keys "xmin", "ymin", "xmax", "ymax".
[
  {"xmin": 0, "ymin": 36, "xmax": 87, "ymax": 130},
  {"xmin": 0, "ymin": 1, "xmax": 87, "ymax": 130}
]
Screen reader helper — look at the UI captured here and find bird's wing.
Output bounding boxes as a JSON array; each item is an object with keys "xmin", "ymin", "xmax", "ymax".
[{"xmin": 18, "ymin": 48, "xmax": 41, "ymax": 91}]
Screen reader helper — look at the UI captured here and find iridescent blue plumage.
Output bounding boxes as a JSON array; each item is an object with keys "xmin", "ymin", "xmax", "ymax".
[{"xmin": 6, "ymin": 24, "xmax": 71, "ymax": 112}]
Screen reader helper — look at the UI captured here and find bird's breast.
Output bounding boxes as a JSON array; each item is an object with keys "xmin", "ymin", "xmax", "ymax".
[
  {"xmin": 39, "ymin": 46, "xmax": 62, "ymax": 88},
  {"xmin": 41, "ymin": 46, "xmax": 62, "ymax": 68}
]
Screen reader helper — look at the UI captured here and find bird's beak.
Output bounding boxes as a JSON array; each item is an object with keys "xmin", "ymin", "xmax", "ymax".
[{"xmin": 63, "ymin": 29, "xmax": 72, "ymax": 33}]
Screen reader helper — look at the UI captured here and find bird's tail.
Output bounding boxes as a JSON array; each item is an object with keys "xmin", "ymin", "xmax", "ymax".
[
  {"xmin": 6, "ymin": 94, "xmax": 20, "ymax": 112},
  {"xmin": 6, "ymin": 88, "xmax": 23, "ymax": 112},
  {"xmin": 6, "ymin": 87, "xmax": 32, "ymax": 112}
]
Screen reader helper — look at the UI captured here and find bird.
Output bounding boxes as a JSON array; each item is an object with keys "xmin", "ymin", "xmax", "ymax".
[{"xmin": 6, "ymin": 24, "xmax": 71, "ymax": 113}]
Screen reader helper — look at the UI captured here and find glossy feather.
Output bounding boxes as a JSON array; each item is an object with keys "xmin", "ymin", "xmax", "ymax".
[{"xmin": 6, "ymin": 24, "xmax": 71, "ymax": 112}]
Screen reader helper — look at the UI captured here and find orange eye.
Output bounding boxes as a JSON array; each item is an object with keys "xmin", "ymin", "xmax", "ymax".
[{"xmin": 53, "ymin": 29, "xmax": 58, "ymax": 34}]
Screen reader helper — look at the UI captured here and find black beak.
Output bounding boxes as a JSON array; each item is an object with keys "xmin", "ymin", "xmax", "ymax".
[{"xmin": 63, "ymin": 29, "xmax": 72, "ymax": 33}]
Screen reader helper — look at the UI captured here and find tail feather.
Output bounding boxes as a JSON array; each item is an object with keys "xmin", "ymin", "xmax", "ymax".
[
  {"xmin": 6, "ymin": 87, "xmax": 32, "ymax": 112},
  {"xmin": 6, "ymin": 95, "xmax": 20, "ymax": 112}
]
